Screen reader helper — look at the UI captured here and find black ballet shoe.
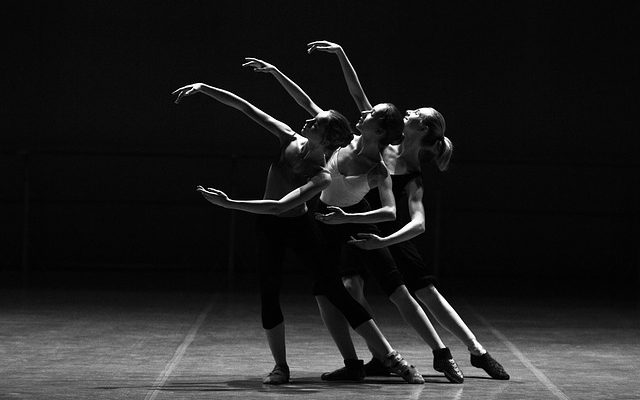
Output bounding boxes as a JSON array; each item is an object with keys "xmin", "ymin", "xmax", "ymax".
[
  {"xmin": 363, "ymin": 357, "xmax": 392, "ymax": 377},
  {"xmin": 471, "ymin": 352, "xmax": 510, "ymax": 380},
  {"xmin": 321, "ymin": 359, "xmax": 365, "ymax": 381},
  {"xmin": 263, "ymin": 364, "xmax": 290, "ymax": 385},
  {"xmin": 433, "ymin": 347, "xmax": 464, "ymax": 384}
]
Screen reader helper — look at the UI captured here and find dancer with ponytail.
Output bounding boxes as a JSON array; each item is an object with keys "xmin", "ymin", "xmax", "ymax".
[
  {"xmin": 308, "ymin": 39, "xmax": 510, "ymax": 381},
  {"xmin": 173, "ymin": 59, "xmax": 424, "ymax": 385},
  {"xmin": 236, "ymin": 55, "xmax": 464, "ymax": 383}
]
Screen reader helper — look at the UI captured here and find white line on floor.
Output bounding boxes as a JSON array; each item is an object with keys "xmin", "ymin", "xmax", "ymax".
[
  {"xmin": 468, "ymin": 306, "xmax": 570, "ymax": 400},
  {"xmin": 144, "ymin": 299, "xmax": 214, "ymax": 400}
]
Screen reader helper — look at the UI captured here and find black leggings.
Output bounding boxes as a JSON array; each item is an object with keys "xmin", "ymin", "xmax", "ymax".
[
  {"xmin": 256, "ymin": 213, "xmax": 371, "ymax": 330},
  {"xmin": 388, "ymin": 239, "xmax": 439, "ymax": 293},
  {"xmin": 316, "ymin": 200, "xmax": 405, "ymax": 297}
]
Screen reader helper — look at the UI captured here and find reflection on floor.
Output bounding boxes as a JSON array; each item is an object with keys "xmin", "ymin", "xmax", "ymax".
[{"xmin": 1, "ymin": 288, "xmax": 638, "ymax": 399}]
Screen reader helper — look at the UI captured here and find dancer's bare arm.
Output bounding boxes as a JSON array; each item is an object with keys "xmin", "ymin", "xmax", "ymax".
[
  {"xmin": 349, "ymin": 178, "xmax": 426, "ymax": 250},
  {"xmin": 315, "ymin": 164, "xmax": 396, "ymax": 225},
  {"xmin": 197, "ymin": 172, "xmax": 330, "ymax": 215},
  {"xmin": 243, "ymin": 57, "xmax": 323, "ymax": 117},
  {"xmin": 307, "ymin": 40, "xmax": 372, "ymax": 112},
  {"xmin": 172, "ymin": 83, "xmax": 295, "ymax": 142}
]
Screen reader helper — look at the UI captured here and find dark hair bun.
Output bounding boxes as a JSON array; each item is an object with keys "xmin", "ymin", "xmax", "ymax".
[
  {"xmin": 324, "ymin": 110, "xmax": 354, "ymax": 150},
  {"xmin": 378, "ymin": 103, "xmax": 404, "ymax": 146},
  {"xmin": 334, "ymin": 130, "xmax": 354, "ymax": 147}
]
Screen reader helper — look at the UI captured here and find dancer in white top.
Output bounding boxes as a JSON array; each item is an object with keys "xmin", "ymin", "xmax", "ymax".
[
  {"xmin": 309, "ymin": 39, "xmax": 510, "ymax": 381},
  {"xmin": 174, "ymin": 59, "xmax": 425, "ymax": 384}
]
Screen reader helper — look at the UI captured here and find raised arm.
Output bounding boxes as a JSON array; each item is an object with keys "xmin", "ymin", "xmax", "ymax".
[
  {"xmin": 350, "ymin": 178, "xmax": 426, "ymax": 250},
  {"xmin": 242, "ymin": 57, "xmax": 323, "ymax": 117},
  {"xmin": 197, "ymin": 171, "xmax": 331, "ymax": 215},
  {"xmin": 307, "ymin": 40, "xmax": 373, "ymax": 112},
  {"xmin": 172, "ymin": 83, "xmax": 295, "ymax": 142}
]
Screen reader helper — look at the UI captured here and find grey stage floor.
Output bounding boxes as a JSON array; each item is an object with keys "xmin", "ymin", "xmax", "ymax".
[{"xmin": 1, "ymin": 287, "xmax": 639, "ymax": 399}]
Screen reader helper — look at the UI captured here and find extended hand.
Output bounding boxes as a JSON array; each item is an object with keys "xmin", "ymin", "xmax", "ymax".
[
  {"xmin": 307, "ymin": 40, "xmax": 342, "ymax": 54},
  {"xmin": 314, "ymin": 206, "xmax": 348, "ymax": 224},
  {"xmin": 196, "ymin": 185, "xmax": 230, "ymax": 206},
  {"xmin": 172, "ymin": 83, "xmax": 203, "ymax": 104},
  {"xmin": 347, "ymin": 233, "xmax": 386, "ymax": 250},
  {"xmin": 242, "ymin": 57, "xmax": 277, "ymax": 73}
]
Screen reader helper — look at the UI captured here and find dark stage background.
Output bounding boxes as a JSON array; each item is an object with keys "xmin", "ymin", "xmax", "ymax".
[{"xmin": 1, "ymin": 1, "xmax": 638, "ymax": 294}]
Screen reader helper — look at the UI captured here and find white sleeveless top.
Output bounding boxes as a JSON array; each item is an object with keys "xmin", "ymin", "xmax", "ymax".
[{"xmin": 320, "ymin": 148, "xmax": 374, "ymax": 207}]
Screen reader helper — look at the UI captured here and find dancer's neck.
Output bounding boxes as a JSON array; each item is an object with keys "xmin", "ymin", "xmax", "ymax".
[
  {"xmin": 396, "ymin": 134, "xmax": 423, "ymax": 172},
  {"xmin": 354, "ymin": 135, "xmax": 382, "ymax": 160},
  {"xmin": 302, "ymin": 139, "xmax": 328, "ymax": 165}
]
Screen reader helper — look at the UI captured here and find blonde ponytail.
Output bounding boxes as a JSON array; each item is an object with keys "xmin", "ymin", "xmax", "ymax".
[{"xmin": 434, "ymin": 136, "xmax": 453, "ymax": 171}]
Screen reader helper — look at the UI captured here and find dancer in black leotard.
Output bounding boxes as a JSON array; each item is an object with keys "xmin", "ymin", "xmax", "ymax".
[
  {"xmin": 173, "ymin": 59, "xmax": 424, "ymax": 385},
  {"xmin": 308, "ymin": 40, "xmax": 510, "ymax": 381},
  {"xmin": 311, "ymin": 100, "xmax": 463, "ymax": 384},
  {"xmin": 237, "ymin": 55, "xmax": 458, "ymax": 384}
]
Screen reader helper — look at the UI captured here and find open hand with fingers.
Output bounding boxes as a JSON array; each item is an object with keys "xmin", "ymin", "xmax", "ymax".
[
  {"xmin": 196, "ymin": 185, "xmax": 230, "ymax": 206},
  {"xmin": 172, "ymin": 83, "xmax": 204, "ymax": 104},
  {"xmin": 307, "ymin": 40, "xmax": 342, "ymax": 54},
  {"xmin": 242, "ymin": 57, "xmax": 278, "ymax": 74},
  {"xmin": 314, "ymin": 206, "xmax": 350, "ymax": 224},
  {"xmin": 347, "ymin": 233, "xmax": 387, "ymax": 250}
]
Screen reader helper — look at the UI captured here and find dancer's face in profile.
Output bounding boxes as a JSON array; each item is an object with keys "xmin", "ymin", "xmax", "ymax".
[
  {"xmin": 404, "ymin": 107, "xmax": 445, "ymax": 149},
  {"xmin": 355, "ymin": 103, "xmax": 389, "ymax": 136},
  {"xmin": 301, "ymin": 110, "xmax": 331, "ymax": 144},
  {"xmin": 403, "ymin": 108, "xmax": 430, "ymax": 132}
]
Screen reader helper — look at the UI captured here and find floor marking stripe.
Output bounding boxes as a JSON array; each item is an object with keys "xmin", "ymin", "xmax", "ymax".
[
  {"xmin": 468, "ymin": 306, "xmax": 570, "ymax": 400},
  {"xmin": 145, "ymin": 299, "xmax": 214, "ymax": 400}
]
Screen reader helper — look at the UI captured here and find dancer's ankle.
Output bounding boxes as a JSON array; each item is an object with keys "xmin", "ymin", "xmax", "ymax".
[{"xmin": 468, "ymin": 340, "xmax": 486, "ymax": 357}]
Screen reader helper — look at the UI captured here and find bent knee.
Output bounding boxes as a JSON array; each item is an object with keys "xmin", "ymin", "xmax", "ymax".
[
  {"xmin": 342, "ymin": 276, "xmax": 365, "ymax": 299},
  {"xmin": 389, "ymin": 285, "xmax": 413, "ymax": 304}
]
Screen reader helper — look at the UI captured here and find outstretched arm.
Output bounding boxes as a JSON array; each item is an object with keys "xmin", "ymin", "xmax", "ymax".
[
  {"xmin": 197, "ymin": 172, "xmax": 330, "ymax": 215},
  {"xmin": 172, "ymin": 83, "xmax": 295, "ymax": 142},
  {"xmin": 307, "ymin": 40, "xmax": 372, "ymax": 112},
  {"xmin": 349, "ymin": 179, "xmax": 426, "ymax": 250},
  {"xmin": 243, "ymin": 57, "xmax": 323, "ymax": 117}
]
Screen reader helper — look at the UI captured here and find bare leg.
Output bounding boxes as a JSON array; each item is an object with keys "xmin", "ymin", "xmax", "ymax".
[
  {"xmin": 315, "ymin": 296, "xmax": 366, "ymax": 382},
  {"xmin": 316, "ymin": 293, "xmax": 393, "ymax": 359},
  {"xmin": 342, "ymin": 275, "xmax": 374, "ymax": 315},
  {"xmin": 262, "ymin": 322, "xmax": 290, "ymax": 384},
  {"xmin": 415, "ymin": 285, "xmax": 510, "ymax": 380},
  {"xmin": 414, "ymin": 285, "xmax": 485, "ymax": 355},
  {"xmin": 389, "ymin": 285, "xmax": 446, "ymax": 350},
  {"xmin": 316, "ymin": 295, "xmax": 423, "ymax": 384},
  {"xmin": 342, "ymin": 276, "xmax": 386, "ymax": 360},
  {"xmin": 315, "ymin": 296, "xmax": 358, "ymax": 360},
  {"xmin": 344, "ymin": 278, "xmax": 462, "ymax": 383},
  {"xmin": 353, "ymin": 320, "xmax": 393, "ymax": 359},
  {"xmin": 265, "ymin": 322, "xmax": 287, "ymax": 365}
]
